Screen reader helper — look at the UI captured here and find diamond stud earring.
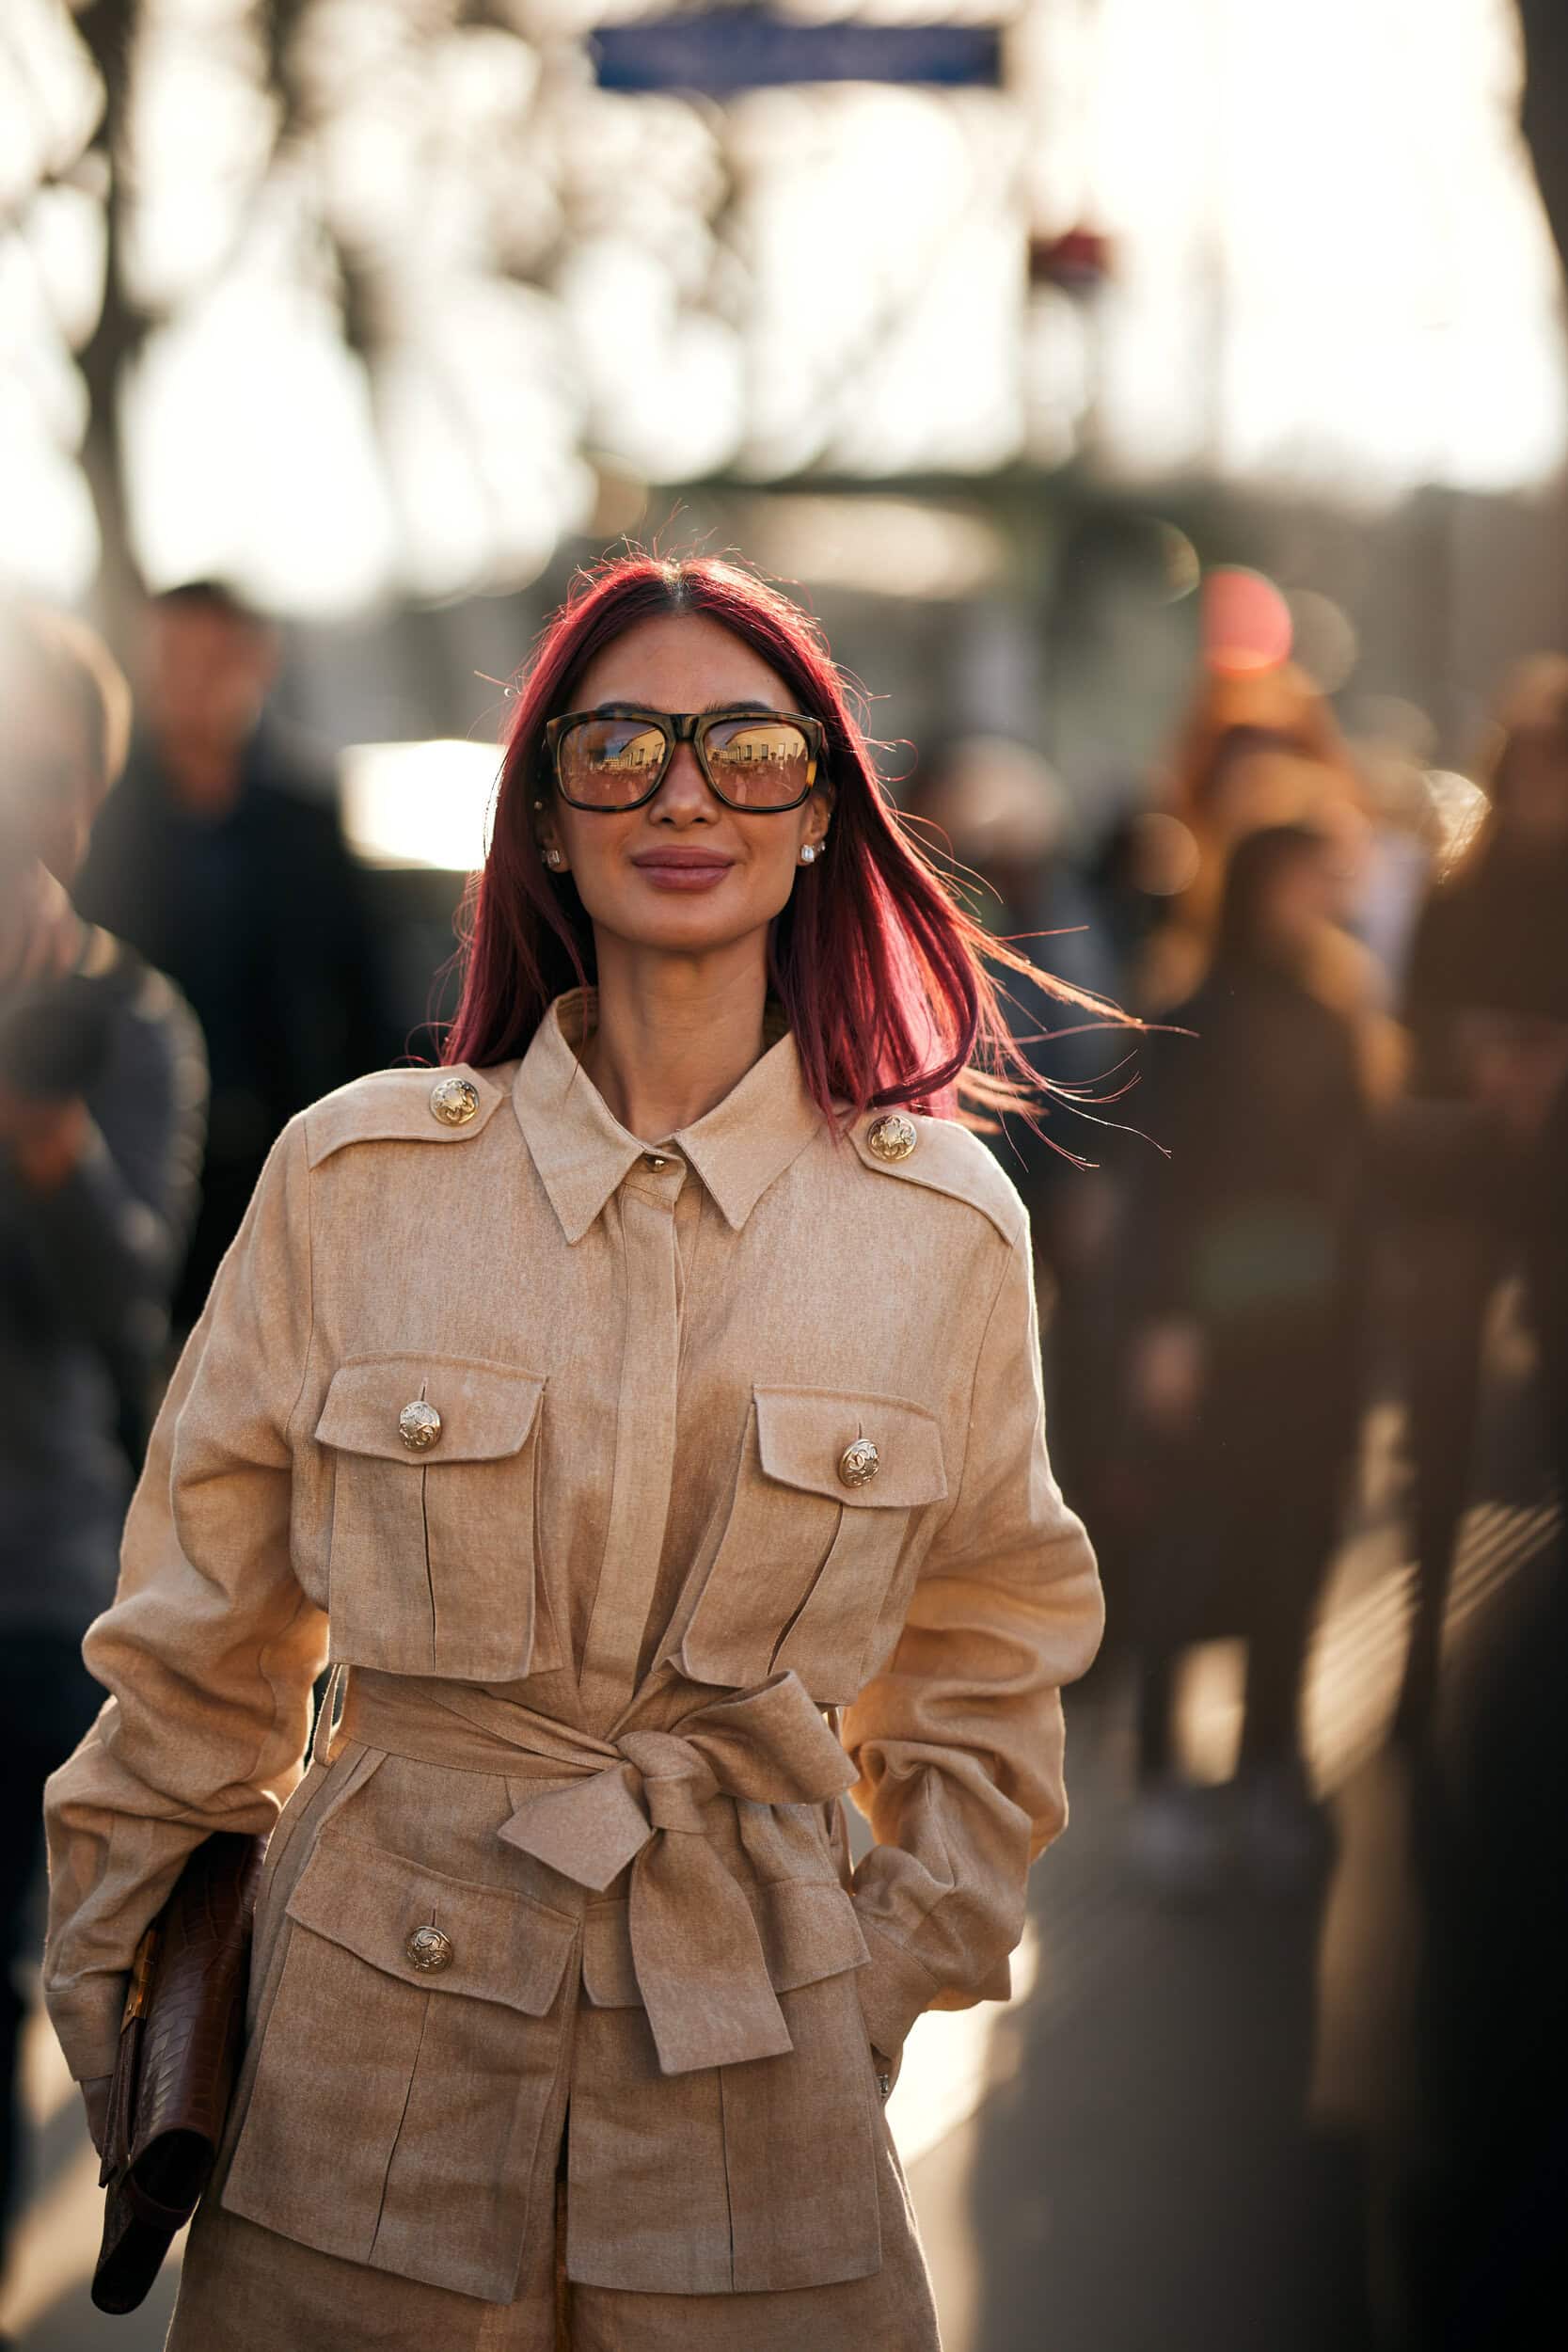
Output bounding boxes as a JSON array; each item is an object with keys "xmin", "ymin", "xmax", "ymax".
[
  {"xmin": 799, "ymin": 843, "xmax": 819, "ymax": 864},
  {"xmin": 545, "ymin": 848, "xmax": 564, "ymax": 868}
]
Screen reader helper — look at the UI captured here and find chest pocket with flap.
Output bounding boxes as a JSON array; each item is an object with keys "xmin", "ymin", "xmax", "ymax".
[
  {"xmin": 314, "ymin": 1352, "xmax": 559, "ymax": 1681},
  {"xmin": 676, "ymin": 1384, "xmax": 947, "ymax": 1704}
]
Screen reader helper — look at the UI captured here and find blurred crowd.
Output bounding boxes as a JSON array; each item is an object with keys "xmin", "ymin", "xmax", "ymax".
[
  {"xmin": 0, "ymin": 587, "xmax": 401, "ymax": 2301},
  {"xmin": 917, "ymin": 629, "xmax": 1567, "ymax": 2344},
  {"xmin": 940, "ymin": 642, "xmax": 1567, "ymax": 1839},
  {"xmin": 3, "ymin": 577, "xmax": 1566, "ymax": 2344}
]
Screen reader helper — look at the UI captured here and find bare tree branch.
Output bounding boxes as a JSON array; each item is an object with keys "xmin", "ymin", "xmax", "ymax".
[
  {"xmin": 1517, "ymin": 0, "xmax": 1568, "ymax": 286},
  {"xmin": 73, "ymin": 0, "xmax": 141, "ymax": 637}
]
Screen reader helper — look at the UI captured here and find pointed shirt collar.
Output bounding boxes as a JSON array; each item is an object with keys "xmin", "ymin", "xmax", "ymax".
[{"xmin": 513, "ymin": 989, "xmax": 823, "ymax": 1243}]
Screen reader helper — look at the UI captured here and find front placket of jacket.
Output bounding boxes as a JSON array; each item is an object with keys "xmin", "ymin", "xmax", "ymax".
[{"xmin": 577, "ymin": 1155, "xmax": 685, "ymax": 1731}]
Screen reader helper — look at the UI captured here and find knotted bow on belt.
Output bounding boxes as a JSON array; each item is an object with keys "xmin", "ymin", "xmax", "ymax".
[{"xmin": 335, "ymin": 1666, "xmax": 858, "ymax": 2075}]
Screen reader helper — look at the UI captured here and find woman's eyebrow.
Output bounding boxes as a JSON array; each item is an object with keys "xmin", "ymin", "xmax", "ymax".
[{"xmin": 582, "ymin": 698, "xmax": 784, "ymax": 716}]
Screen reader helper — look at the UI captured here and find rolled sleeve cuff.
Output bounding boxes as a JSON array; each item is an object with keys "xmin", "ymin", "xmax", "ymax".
[
  {"xmin": 851, "ymin": 1915, "xmax": 941, "ymax": 2058},
  {"xmin": 44, "ymin": 1978, "xmax": 128, "ymax": 2087}
]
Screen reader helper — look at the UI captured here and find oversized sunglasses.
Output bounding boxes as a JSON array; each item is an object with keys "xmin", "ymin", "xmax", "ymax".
[{"xmin": 543, "ymin": 705, "xmax": 823, "ymax": 812}]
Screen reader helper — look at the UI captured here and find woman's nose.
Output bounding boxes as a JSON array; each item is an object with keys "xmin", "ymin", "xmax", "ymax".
[{"xmin": 652, "ymin": 740, "xmax": 712, "ymax": 818}]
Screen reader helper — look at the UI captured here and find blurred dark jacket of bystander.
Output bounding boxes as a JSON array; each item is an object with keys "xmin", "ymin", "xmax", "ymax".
[
  {"xmin": 0, "ymin": 935, "xmax": 205, "ymax": 1637},
  {"xmin": 1403, "ymin": 654, "xmax": 1568, "ymax": 1093},
  {"xmin": 1396, "ymin": 656, "xmax": 1568, "ymax": 1486},
  {"xmin": 0, "ymin": 598, "xmax": 207, "ymax": 2260},
  {"xmin": 74, "ymin": 713, "xmax": 393, "ymax": 1326},
  {"xmin": 1402, "ymin": 828, "xmax": 1568, "ymax": 1099}
]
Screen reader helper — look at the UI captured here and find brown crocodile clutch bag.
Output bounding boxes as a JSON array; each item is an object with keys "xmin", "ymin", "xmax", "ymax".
[{"xmin": 91, "ymin": 1830, "xmax": 267, "ymax": 2314}]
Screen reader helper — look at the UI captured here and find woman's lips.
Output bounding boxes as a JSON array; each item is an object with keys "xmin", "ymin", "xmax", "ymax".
[{"xmin": 630, "ymin": 854, "xmax": 735, "ymax": 892}]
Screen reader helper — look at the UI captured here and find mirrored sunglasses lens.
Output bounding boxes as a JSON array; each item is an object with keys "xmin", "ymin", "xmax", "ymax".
[
  {"xmin": 560, "ymin": 718, "xmax": 667, "ymax": 803},
  {"xmin": 704, "ymin": 717, "xmax": 813, "ymax": 806}
]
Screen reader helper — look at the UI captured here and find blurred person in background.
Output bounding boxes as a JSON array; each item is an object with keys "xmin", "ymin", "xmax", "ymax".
[
  {"xmin": 1118, "ymin": 824, "xmax": 1370, "ymax": 1894},
  {"xmin": 902, "ymin": 736, "xmax": 1121, "ymax": 1515},
  {"xmin": 73, "ymin": 580, "xmax": 394, "ymax": 1329},
  {"xmin": 1404, "ymin": 653, "xmax": 1568, "ymax": 1105},
  {"xmin": 0, "ymin": 605, "xmax": 203, "ymax": 2280},
  {"xmin": 1135, "ymin": 663, "xmax": 1354, "ymax": 988},
  {"xmin": 1386, "ymin": 656, "xmax": 1568, "ymax": 2348},
  {"xmin": 1392, "ymin": 653, "xmax": 1568, "ymax": 1733},
  {"xmin": 1134, "ymin": 660, "xmax": 1403, "ymax": 1098}
]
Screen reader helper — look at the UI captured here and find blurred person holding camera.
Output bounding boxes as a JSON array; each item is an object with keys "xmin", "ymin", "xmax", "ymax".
[
  {"xmin": 0, "ymin": 605, "xmax": 204, "ymax": 2271},
  {"xmin": 1118, "ymin": 824, "xmax": 1371, "ymax": 1894},
  {"xmin": 72, "ymin": 580, "xmax": 392, "ymax": 1332}
]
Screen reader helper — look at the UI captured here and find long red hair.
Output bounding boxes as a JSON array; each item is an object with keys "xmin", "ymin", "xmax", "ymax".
[{"xmin": 444, "ymin": 552, "xmax": 1128, "ymax": 1142}]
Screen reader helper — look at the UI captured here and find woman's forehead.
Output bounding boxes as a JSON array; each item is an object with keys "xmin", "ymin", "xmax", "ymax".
[{"xmin": 573, "ymin": 612, "xmax": 791, "ymax": 710}]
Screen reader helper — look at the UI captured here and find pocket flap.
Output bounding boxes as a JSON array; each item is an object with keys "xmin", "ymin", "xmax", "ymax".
[
  {"xmin": 286, "ymin": 1833, "xmax": 576, "ymax": 2016},
  {"xmin": 315, "ymin": 1354, "xmax": 545, "ymax": 1466},
  {"xmin": 582, "ymin": 1876, "xmax": 869, "ymax": 2009},
  {"xmin": 753, "ymin": 1387, "xmax": 946, "ymax": 1510}
]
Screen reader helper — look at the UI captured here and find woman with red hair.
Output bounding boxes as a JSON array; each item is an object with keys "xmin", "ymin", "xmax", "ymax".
[{"xmin": 42, "ymin": 553, "xmax": 1108, "ymax": 2347}]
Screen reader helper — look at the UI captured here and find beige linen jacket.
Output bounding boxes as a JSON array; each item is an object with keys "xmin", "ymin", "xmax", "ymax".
[{"xmin": 41, "ymin": 987, "xmax": 1102, "ymax": 2303}]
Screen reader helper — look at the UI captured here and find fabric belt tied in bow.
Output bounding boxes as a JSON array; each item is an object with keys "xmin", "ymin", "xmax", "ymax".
[{"xmin": 337, "ymin": 1666, "xmax": 857, "ymax": 2076}]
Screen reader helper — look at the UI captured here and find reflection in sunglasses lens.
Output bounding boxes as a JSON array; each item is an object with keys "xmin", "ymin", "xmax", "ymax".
[
  {"xmin": 561, "ymin": 719, "xmax": 668, "ymax": 803},
  {"xmin": 704, "ymin": 718, "xmax": 812, "ymax": 807}
]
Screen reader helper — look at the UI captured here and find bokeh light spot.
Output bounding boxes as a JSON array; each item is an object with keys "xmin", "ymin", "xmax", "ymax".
[{"xmin": 1202, "ymin": 565, "xmax": 1294, "ymax": 678}]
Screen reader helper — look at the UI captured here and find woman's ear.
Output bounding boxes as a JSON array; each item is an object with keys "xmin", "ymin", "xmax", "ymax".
[
  {"xmin": 803, "ymin": 778, "xmax": 834, "ymax": 852},
  {"xmin": 531, "ymin": 795, "xmax": 563, "ymax": 869}
]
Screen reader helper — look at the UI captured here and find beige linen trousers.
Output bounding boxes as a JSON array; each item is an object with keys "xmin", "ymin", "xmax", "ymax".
[{"xmin": 41, "ymin": 987, "xmax": 1103, "ymax": 2350}]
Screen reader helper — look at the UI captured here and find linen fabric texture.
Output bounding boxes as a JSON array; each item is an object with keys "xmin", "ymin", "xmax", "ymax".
[{"xmin": 40, "ymin": 987, "xmax": 1103, "ymax": 2335}]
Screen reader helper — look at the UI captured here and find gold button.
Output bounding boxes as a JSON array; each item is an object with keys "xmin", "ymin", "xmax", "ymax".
[
  {"xmin": 398, "ymin": 1399, "xmax": 442, "ymax": 1452},
  {"xmin": 644, "ymin": 1152, "xmax": 668, "ymax": 1170},
  {"xmin": 430, "ymin": 1075, "xmax": 480, "ymax": 1127},
  {"xmin": 404, "ymin": 1924, "xmax": 452, "ymax": 1973},
  {"xmin": 866, "ymin": 1112, "xmax": 917, "ymax": 1163},
  {"xmin": 838, "ymin": 1438, "xmax": 880, "ymax": 1487}
]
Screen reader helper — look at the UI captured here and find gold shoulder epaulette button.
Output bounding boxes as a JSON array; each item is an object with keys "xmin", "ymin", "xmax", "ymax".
[
  {"xmin": 865, "ymin": 1112, "xmax": 918, "ymax": 1164},
  {"xmin": 430, "ymin": 1075, "xmax": 480, "ymax": 1127}
]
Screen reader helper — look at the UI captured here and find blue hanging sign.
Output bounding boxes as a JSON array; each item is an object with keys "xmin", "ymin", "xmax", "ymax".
[{"xmin": 592, "ymin": 8, "xmax": 1004, "ymax": 96}]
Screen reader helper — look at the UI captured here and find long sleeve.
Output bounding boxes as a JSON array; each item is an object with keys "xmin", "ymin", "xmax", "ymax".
[
  {"xmin": 840, "ymin": 1217, "xmax": 1104, "ymax": 2058},
  {"xmin": 40, "ymin": 1114, "xmax": 329, "ymax": 2083}
]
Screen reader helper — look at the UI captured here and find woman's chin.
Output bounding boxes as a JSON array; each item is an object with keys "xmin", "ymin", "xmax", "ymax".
[{"xmin": 589, "ymin": 887, "xmax": 785, "ymax": 960}]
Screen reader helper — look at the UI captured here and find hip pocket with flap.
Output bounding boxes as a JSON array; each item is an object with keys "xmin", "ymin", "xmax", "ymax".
[
  {"xmin": 221, "ymin": 1830, "xmax": 577, "ymax": 2303},
  {"xmin": 676, "ymin": 1385, "xmax": 946, "ymax": 1703},
  {"xmin": 315, "ymin": 1351, "xmax": 559, "ymax": 1680}
]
